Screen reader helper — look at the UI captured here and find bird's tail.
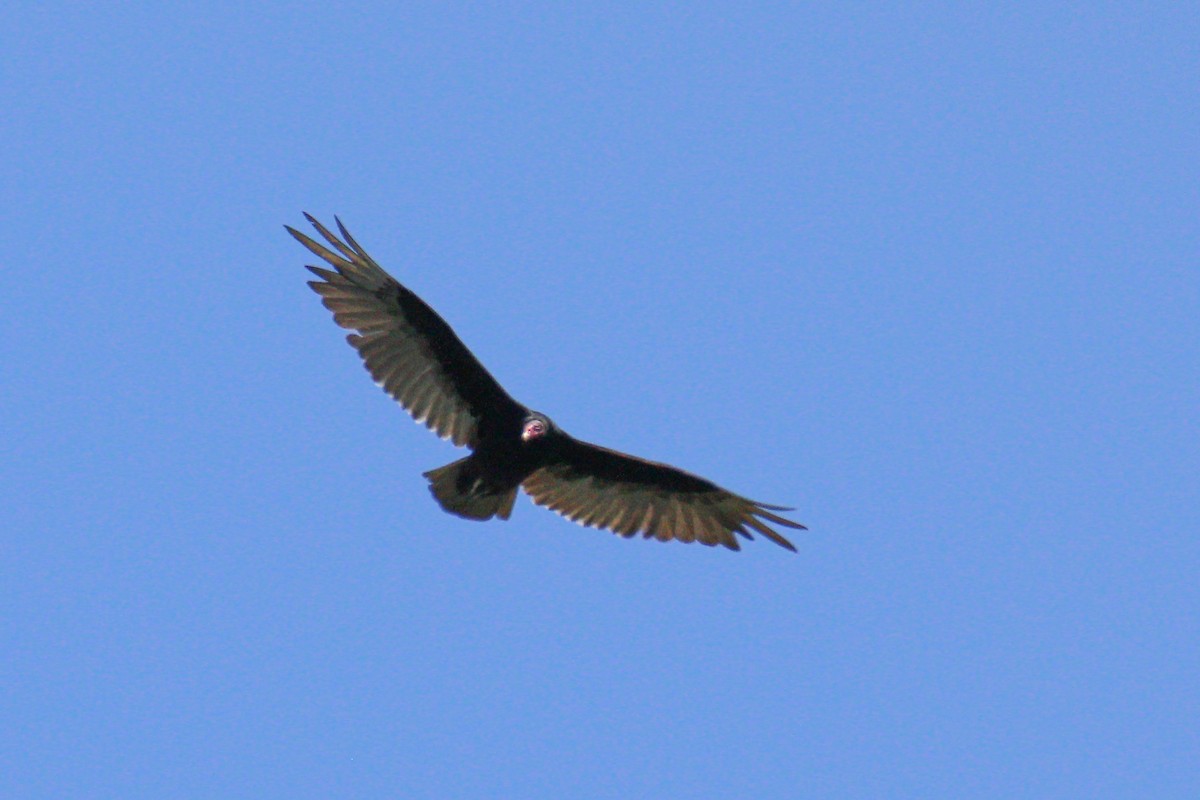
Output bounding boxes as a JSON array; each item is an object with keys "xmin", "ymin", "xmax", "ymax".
[{"xmin": 422, "ymin": 456, "xmax": 518, "ymax": 521}]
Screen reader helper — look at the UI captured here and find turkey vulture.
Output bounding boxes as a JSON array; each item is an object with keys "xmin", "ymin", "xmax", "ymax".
[{"xmin": 288, "ymin": 214, "xmax": 805, "ymax": 551}]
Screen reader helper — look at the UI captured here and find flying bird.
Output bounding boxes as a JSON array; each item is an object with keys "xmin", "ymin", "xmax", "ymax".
[{"xmin": 288, "ymin": 214, "xmax": 805, "ymax": 551}]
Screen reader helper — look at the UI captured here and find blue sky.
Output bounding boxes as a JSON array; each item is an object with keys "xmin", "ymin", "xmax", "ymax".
[{"xmin": 3, "ymin": 4, "xmax": 1197, "ymax": 798}]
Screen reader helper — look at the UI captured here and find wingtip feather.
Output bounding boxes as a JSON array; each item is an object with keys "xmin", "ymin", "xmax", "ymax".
[{"xmin": 335, "ymin": 215, "xmax": 367, "ymax": 255}]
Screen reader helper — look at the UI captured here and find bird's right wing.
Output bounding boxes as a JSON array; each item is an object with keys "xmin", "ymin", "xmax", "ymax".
[
  {"xmin": 522, "ymin": 438, "xmax": 804, "ymax": 551},
  {"xmin": 288, "ymin": 214, "xmax": 525, "ymax": 447}
]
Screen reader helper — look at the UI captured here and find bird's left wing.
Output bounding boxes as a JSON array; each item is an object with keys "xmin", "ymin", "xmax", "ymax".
[
  {"xmin": 288, "ymin": 214, "xmax": 525, "ymax": 447},
  {"xmin": 521, "ymin": 438, "xmax": 804, "ymax": 551}
]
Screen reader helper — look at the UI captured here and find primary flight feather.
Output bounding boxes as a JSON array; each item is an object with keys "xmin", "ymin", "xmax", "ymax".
[{"xmin": 288, "ymin": 214, "xmax": 805, "ymax": 551}]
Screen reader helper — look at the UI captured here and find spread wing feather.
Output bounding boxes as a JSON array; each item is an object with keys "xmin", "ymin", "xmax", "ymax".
[
  {"xmin": 288, "ymin": 214, "xmax": 523, "ymax": 447},
  {"xmin": 522, "ymin": 438, "xmax": 804, "ymax": 551}
]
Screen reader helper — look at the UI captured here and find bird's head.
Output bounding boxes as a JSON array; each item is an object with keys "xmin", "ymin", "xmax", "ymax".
[{"xmin": 521, "ymin": 412, "xmax": 555, "ymax": 443}]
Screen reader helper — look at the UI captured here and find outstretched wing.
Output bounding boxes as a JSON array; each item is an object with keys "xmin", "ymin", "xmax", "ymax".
[
  {"xmin": 288, "ymin": 214, "xmax": 525, "ymax": 447},
  {"xmin": 522, "ymin": 438, "xmax": 804, "ymax": 551}
]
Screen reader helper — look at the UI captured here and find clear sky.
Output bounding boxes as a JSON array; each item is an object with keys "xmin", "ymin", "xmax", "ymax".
[{"xmin": 3, "ymin": 4, "xmax": 1197, "ymax": 798}]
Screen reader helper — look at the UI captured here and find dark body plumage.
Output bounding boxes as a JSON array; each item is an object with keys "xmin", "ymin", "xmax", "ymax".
[{"xmin": 288, "ymin": 214, "xmax": 806, "ymax": 551}]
